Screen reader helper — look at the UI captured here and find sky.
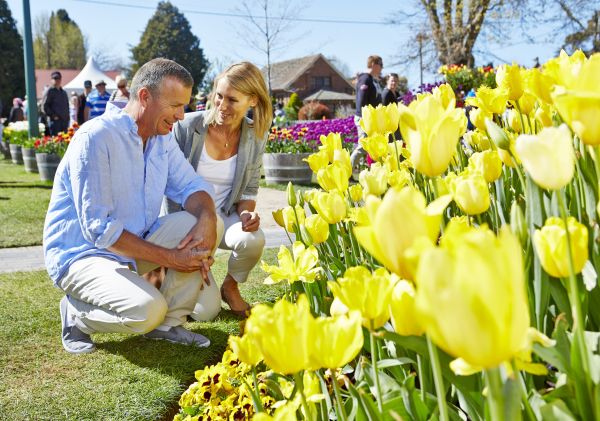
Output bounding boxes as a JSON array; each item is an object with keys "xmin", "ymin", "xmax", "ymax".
[{"xmin": 6, "ymin": 0, "xmax": 561, "ymax": 88}]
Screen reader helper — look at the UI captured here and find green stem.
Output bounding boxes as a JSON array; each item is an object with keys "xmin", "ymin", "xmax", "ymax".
[
  {"xmin": 484, "ymin": 367, "xmax": 504, "ymax": 421},
  {"xmin": 417, "ymin": 354, "xmax": 427, "ymax": 400},
  {"xmin": 293, "ymin": 372, "xmax": 314, "ymax": 421},
  {"xmin": 251, "ymin": 367, "xmax": 264, "ymax": 412},
  {"xmin": 331, "ymin": 368, "xmax": 348, "ymax": 421},
  {"xmin": 370, "ymin": 322, "xmax": 384, "ymax": 414},
  {"xmin": 426, "ymin": 335, "xmax": 449, "ymax": 421}
]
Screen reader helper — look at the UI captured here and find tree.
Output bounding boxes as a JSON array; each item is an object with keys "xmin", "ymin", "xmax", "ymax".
[
  {"xmin": 233, "ymin": 0, "xmax": 303, "ymax": 95},
  {"xmin": 131, "ymin": 1, "xmax": 208, "ymax": 89},
  {"xmin": 563, "ymin": 10, "xmax": 600, "ymax": 54},
  {"xmin": 33, "ymin": 9, "xmax": 86, "ymax": 69},
  {"xmin": 0, "ymin": 0, "xmax": 25, "ymax": 118}
]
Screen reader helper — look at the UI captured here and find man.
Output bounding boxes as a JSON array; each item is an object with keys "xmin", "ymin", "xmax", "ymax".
[
  {"xmin": 77, "ymin": 80, "xmax": 92, "ymax": 125},
  {"xmin": 44, "ymin": 58, "xmax": 221, "ymax": 354},
  {"xmin": 84, "ymin": 79, "xmax": 111, "ymax": 121},
  {"xmin": 42, "ymin": 71, "xmax": 70, "ymax": 135}
]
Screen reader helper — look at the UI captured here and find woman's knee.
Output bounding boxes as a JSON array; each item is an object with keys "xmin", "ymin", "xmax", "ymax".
[{"xmin": 234, "ymin": 229, "xmax": 265, "ymax": 255}]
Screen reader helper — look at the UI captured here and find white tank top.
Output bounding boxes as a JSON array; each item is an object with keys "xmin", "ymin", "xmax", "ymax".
[{"xmin": 196, "ymin": 143, "xmax": 237, "ymax": 210}]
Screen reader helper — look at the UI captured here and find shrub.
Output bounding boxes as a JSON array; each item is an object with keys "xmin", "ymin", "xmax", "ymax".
[
  {"xmin": 284, "ymin": 93, "xmax": 302, "ymax": 121},
  {"xmin": 298, "ymin": 102, "xmax": 332, "ymax": 120}
]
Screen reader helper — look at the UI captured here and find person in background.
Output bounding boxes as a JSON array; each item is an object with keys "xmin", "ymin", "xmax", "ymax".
[
  {"xmin": 9, "ymin": 97, "xmax": 25, "ymax": 123},
  {"xmin": 164, "ymin": 61, "xmax": 272, "ymax": 319},
  {"xmin": 382, "ymin": 73, "xmax": 400, "ymax": 105},
  {"xmin": 84, "ymin": 80, "xmax": 111, "ymax": 121},
  {"xmin": 44, "ymin": 58, "xmax": 220, "ymax": 354},
  {"xmin": 196, "ymin": 93, "xmax": 207, "ymax": 111},
  {"xmin": 77, "ymin": 80, "xmax": 92, "ymax": 125},
  {"xmin": 42, "ymin": 71, "xmax": 70, "ymax": 135},
  {"xmin": 109, "ymin": 75, "xmax": 130, "ymax": 109},
  {"xmin": 184, "ymin": 95, "xmax": 197, "ymax": 113},
  {"xmin": 69, "ymin": 92, "xmax": 79, "ymax": 126}
]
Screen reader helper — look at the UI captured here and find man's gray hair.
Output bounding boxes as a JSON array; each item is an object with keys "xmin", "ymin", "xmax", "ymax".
[{"xmin": 130, "ymin": 58, "xmax": 194, "ymax": 101}]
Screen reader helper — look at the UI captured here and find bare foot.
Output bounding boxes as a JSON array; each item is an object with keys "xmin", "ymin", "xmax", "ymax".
[{"xmin": 221, "ymin": 274, "xmax": 251, "ymax": 316}]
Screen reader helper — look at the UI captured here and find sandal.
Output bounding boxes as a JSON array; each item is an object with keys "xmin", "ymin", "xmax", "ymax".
[{"xmin": 220, "ymin": 285, "xmax": 251, "ymax": 317}]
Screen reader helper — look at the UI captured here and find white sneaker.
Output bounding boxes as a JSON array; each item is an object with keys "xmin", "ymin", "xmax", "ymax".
[{"xmin": 144, "ymin": 326, "xmax": 210, "ymax": 347}]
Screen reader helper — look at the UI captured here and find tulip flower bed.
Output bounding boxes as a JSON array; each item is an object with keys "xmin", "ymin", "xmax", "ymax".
[
  {"xmin": 175, "ymin": 50, "xmax": 600, "ymax": 421},
  {"xmin": 266, "ymin": 117, "xmax": 357, "ymax": 153}
]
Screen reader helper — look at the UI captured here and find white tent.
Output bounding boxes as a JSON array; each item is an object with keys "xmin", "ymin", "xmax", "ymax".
[{"xmin": 64, "ymin": 57, "xmax": 118, "ymax": 93}]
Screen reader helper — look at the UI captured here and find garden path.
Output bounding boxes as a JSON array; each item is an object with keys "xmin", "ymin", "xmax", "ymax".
[{"xmin": 0, "ymin": 187, "xmax": 292, "ymax": 273}]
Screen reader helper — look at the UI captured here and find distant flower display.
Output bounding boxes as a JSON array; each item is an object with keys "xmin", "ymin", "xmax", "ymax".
[{"xmin": 266, "ymin": 117, "xmax": 358, "ymax": 153}]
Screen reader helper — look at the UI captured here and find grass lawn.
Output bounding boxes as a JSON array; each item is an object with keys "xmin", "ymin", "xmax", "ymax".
[
  {"xmin": 0, "ymin": 157, "xmax": 52, "ymax": 248},
  {"xmin": 0, "ymin": 248, "xmax": 284, "ymax": 420}
]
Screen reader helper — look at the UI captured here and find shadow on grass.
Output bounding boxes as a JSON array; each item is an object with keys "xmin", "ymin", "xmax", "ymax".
[{"xmin": 0, "ymin": 182, "xmax": 53, "ymax": 189}]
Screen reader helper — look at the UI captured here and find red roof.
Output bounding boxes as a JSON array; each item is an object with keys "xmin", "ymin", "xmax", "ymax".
[{"xmin": 34, "ymin": 69, "xmax": 120, "ymax": 98}]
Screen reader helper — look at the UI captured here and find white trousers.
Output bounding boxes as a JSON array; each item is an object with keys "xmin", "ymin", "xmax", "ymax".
[
  {"xmin": 190, "ymin": 211, "xmax": 265, "ymax": 321},
  {"xmin": 58, "ymin": 211, "xmax": 224, "ymax": 334}
]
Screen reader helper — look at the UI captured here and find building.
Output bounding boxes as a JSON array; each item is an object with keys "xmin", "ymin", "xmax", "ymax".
[{"xmin": 264, "ymin": 54, "xmax": 354, "ymax": 102}]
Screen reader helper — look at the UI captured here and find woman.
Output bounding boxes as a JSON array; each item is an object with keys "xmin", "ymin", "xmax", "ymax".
[
  {"xmin": 382, "ymin": 73, "xmax": 400, "ymax": 105},
  {"xmin": 109, "ymin": 75, "xmax": 130, "ymax": 109},
  {"xmin": 69, "ymin": 92, "xmax": 79, "ymax": 126},
  {"xmin": 8, "ymin": 97, "xmax": 25, "ymax": 123},
  {"xmin": 167, "ymin": 61, "xmax": 272, "ymax": 320}
]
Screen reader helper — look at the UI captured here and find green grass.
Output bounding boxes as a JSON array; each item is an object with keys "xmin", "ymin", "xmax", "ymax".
[
  {"xmin": 0, "ymin": 248, "xmax": 284, "ymax": 420},
  {"xmin": 0, "ymin": 157, "xmax": 52, "ymax": 248}
]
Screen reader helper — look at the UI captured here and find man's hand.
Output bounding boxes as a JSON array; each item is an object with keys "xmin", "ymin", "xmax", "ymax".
[
  {"xmin": 177, "ymin": 220, "xmax": 217, "ymax": 284},
  {"xmin": 167, "ymin": 247, "xmax": 214, "ymax": 282},
  {"xmin": 240, "ymin": 210, "xmax": 260, "ymax": 232}
]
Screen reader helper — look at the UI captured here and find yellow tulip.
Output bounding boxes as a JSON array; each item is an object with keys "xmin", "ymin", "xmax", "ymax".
[
  {"xmin": 310, "ymin": 191, "xmax": 347, "ymax": 224},
  {"xmin": 533, "ymin": 216, "xmax": 588, "ymax": 278},
  {"xmin": 279, "ymin": 205, "xmax": 306, "ymax": 232},
  {"xmin": 272, "ymin": 208, "xmax": 285, "ymax": 228},
  {"xmin": 360, "ymin": 134, "xmax": 389, "ymax": 162},
  {"xmin": 463, "ymin": 129, "xmax": 492, "ymax": 151},
  {"xmin": 507, "ymin": 108, "xmax": 531, "ymax": 134},
  {"xmin": 415, "ymin": 224, "xmax": 530, "ymax": 369},
  {"xmin": 360, "ymin": 103, "xmax": 400, "ymax": 136},
  {"xmin": 468, "ymin": 150, "xmax": 503, "ymax": 183},
  {"xmin": 469, "ymin": 107, "xmax": 492, "ymax": 132},
  {"xmin": 317, "ymin": 162, "xmax": 349, "ymax": 192},
  {"xmin": 304, "ymin": 149, "xmax": 329, "ymax": 173},
  {"xmin": 332, "ymin": 148, "xmax": 352, "ymax": 178},
  {"xmin": 496, "ymin": 63, "xmax": 524, "ymax": 101},
  {"xmin": 543, "ymin": 49, "xmax": 587, "ymax": 90},
  {"xmin": 354, "ymin": 186, "xmax": 452, "ymax": 280},
  {"xmin": 552, "ymin": 54, "xmax": 600, "ymax": 145},
  {"xmin": 328, "ymin": 266, "xmax": 397, "ymax": 329},
  {"xmin": 389, "ymin": 280, "xmax": 424, "ymax": 336},
  {"xmin": 309, "ymin": 311, "xmax": 364, "ymax": 369},
  {"xmin": 228, "ymin": 334, "xmax": 262, "ymax": 366},
  {"xmin": 246, "ymin": 295, "xmax": 314, "ymax": 374},
  {"xmin": 523, "ymin": 67, "xmax": 553, "ymax": 104},
  {"xmin": 262, "ymin": 241, "xmax": 322, "ymax": 284},
  {"xmin": 432, "ymin": 83, "xmax": 456, "ymax": 110},
  {"xmin": 304, "ymin": 214, "xmax": 329, "ymax": 244},
  {"xmin": 399, "ymin": 94, "xmax": 467, "ymax": 177},
  {"xmin": 534, "ymin": 102, "xmax": 554, "ymax": 128},
  {"xmin": 359, "ymin": 162, "xmax": 389, "ymax": 197},
  {"xmin": 319, "ymin": 132, "xmax": 342, "ymax": 162},
  {"xmin": 517, "ymin": 91, "xmax": 537, "ymax": 115},
  {"xmin": 515, "ymin": 124, "xmax": 575, "ymax": 190},
  {"xmin": 448, "ymin": 170, "xmax": 490, "ymax": 215},
  {"xmin": 465, "ymin": 86, "xmax": 508, "ymax": 115},
  {"xmin": 387, "ymin": 168, "xmax": 412, "ymax": 188},
  {"xmin": 348, "ymin": 184, "xmax": 363, "ymax": 202}
]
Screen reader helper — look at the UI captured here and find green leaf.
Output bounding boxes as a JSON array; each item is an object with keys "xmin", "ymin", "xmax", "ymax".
[{"xmin": 539, "ymin": 399, "xmax": 577, "ymax": 421}]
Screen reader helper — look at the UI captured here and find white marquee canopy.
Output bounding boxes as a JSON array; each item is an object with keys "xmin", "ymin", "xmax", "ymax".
[{"xmin": 64, "ymin": 57, "xmax": 118, "ymax": 92}]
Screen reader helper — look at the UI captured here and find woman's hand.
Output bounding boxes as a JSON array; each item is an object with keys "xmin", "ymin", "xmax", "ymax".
[{"xmin": 240, "ymin": 210, "xmax": 260, "ymax": 232}]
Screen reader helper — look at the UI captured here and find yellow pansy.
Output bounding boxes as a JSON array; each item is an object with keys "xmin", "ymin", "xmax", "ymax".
[
  {"xmin": 399, "ymin": 94, "xmax": 467, "ymax": 177},
  {"xmin": 416, "ymin": 224, "xmax": 530, "ymax": 369},
  {"xmin": 468, "ymin": 150, "xmax": 503, "ymax": 183},
  {"xmin": 515, "ymin": 124, "xmax": 575, "ymax": 190},
  {"xmin": 533, "ymin": 216, "xmax": 588, "ymax": 278},
  {"xmin": 310, "ymin": 190, "xmax": 347, "ymax": 224},
  {"xmin": 328, "ymin": 266, "xmax": 397, "ymax": 329},
  {"xmin": 261, "ymin": 241, "xmax": 321, "ymax": 284},
  {"xmin": 304, "ymin": 214, "xmax": 329, "ymax": 244},
  {"xmin": 389, "ymin": 280, "xmax": 424, "ymax": 336},
  {"xmin": 354, "ymin": 186, "xmax": 452, "ymax": 280}
]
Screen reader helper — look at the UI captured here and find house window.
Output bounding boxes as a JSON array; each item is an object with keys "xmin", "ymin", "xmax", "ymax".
[{"xmin": 310, "ymin": 76, "xmax": 331, "ymax": 90}]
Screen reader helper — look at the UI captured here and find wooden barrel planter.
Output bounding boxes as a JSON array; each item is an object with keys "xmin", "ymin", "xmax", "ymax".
[
  {"xmin": 36, "ymin": 153, "xmax": 61, "ymax": 182},
  {"xmin": 263, "ymin": 152, "xmax": 312, "ymax": 185},
  {"xmin": 9, "ymin": 144, "xmax": 23, "ymax": 165},
  {"xmin": 22, "ymin": 147, "xmax": 38, "ymax": 173}
]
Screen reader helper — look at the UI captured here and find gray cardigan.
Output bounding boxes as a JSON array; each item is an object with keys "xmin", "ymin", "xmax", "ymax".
[{"xmin": 167, "ymin": 111, "xmax": 267, "ymax": 216}]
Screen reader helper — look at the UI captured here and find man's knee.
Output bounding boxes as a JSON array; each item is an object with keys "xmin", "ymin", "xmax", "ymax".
[
  {"xmin": 237, "ymin": 229, "xmax": 265, "ymax": 256},
  {"xmin": 123, "ymin": 295, "xmax": 168, "ymax": 334},
  {"xmin": 190, "ymin": 298, "xmax": 221, "ymax": 322}
]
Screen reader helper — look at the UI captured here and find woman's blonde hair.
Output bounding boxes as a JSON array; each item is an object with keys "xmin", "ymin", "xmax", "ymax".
[{"xmin": 205, "ymin": 62, "xmax": 273, "ymax": 139}]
